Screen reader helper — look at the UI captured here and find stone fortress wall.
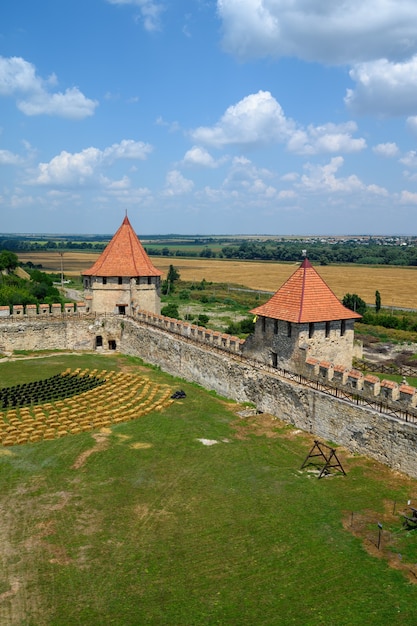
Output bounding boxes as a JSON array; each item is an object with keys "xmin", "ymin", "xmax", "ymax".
[{"xmin": 1, "ymin": 304, "xmax": 417, "ymax": 478}]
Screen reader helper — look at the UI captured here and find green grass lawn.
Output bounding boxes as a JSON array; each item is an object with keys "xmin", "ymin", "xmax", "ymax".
[{"xmin": 0, "ymin": 353, "xmax": 417, "ymax": 624}]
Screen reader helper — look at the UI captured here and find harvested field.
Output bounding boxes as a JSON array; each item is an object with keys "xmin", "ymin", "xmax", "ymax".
[{"xmin": 17, "ymin": 251, "xmax": 417, "ymax": 309}]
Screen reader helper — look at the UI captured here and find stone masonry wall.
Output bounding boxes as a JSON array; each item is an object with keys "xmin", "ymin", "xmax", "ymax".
[
  {"xmin": 119, "ymin": 319, "xmax": 417, "ymax": 479},
  {"xmin": 1, "ymin": 312, "xmax": 417, "ymax": 478}
]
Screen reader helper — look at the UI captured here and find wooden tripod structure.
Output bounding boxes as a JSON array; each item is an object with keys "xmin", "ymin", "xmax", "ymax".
[{"xmin": 301, "ymin": 440, "xmax": 346, "ymax": 479}]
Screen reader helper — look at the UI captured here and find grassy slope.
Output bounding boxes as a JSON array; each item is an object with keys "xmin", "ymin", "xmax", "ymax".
[{"xmin": 0, "ymin": 354, "xmax": 417, "ymax": 624}]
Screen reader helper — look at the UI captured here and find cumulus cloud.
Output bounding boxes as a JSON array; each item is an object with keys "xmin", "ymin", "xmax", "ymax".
[
  {"xmin": 287, "ymin": 122, "xmax": 366, "ymax": 155},
  {"xmin": 163, "ymin": 170, "xmax": 194, "ymax": 196},
  {"xmin": 106, "ymin": 0, "xmax": 164, "ymax": 32},
  {"xmin": 300, "ymin": 156, "xmax": 387, "ymax": 195},
  {"xmin": 0, "ymin": 56, "xmax": 97, "ymax": 119},
  {"xmin": 182, "ymin": 146, "xmax": 222, "ymax": 168},
  {"xmin": 221, "ymin": 156, "xmax": 276, "ymax": 198},
  {"xmin": 406, "ymin": 116, "xmax": 417, "ymax": 135},
  {"xmin": 0, "ymin": 149, "xmax": 22, "ymax": 165},
  {"xmin": 400, "ymin": 190, "xmax": 417, "ymax": 204},
  {"xmin": 217, "ymin": 0, "xmax": 417, "ymax": 65},
  {"xmin": 191, "ymin": 91, "xmax": 293, "ymax": 149},
  {"xmin": 400, "ymin": 151, "xmax": 417, "ymax": 168},
  {"xmin": 373, "ymin": 142, "xmax": 399, "ymax": 157},
  {"xmin": 191, "ymin": 91, "xmax": 365, "ymax": 155},
  {"xmin": 31, "ymin": 139, "xmax": 153, "ymax": 186},
  {"xmin": 345, "ymin": 56, "xmax": 417, "ymax": 116},
  {"xmin": 103, "ymin": 139, "xmax": 152, "ymax": 160}
]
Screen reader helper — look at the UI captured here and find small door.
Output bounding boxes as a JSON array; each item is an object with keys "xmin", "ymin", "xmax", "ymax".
[{"xmin": 118, "ymin": 305, "xmax": 126, "ymax": 315}]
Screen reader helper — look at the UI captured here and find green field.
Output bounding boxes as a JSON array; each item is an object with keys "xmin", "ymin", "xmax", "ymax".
[{"xmin": 1, "ymin": 353, "xmax": 417, "ymax": 624}]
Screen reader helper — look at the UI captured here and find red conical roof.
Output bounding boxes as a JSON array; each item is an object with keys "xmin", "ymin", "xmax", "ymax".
[
  {"xmin": 82, "ymin": 216, "xmax": 162, "ymax": 277},
  {"xmin": 250, "ymin": 258, "xmax": 361, "ymax": 323}
]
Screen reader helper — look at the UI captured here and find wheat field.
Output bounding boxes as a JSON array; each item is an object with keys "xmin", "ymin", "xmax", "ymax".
[{"xmin": 17, "ymin": 251, "xmax": 417, "ymax": 309}]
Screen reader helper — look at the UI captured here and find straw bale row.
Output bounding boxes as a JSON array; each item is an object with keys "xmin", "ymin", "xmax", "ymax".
[{"xmin": 0, "ymin": 369, "xmax": 173, "ymax": 447}]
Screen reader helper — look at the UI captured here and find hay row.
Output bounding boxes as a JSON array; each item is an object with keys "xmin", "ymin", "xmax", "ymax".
[{"xmin": 0, "ymin": 369, "xmax": 174, "ymax": 447}]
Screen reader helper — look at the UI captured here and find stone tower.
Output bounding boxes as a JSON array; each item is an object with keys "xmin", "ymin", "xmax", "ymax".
[
  {"xmin": 82, "ymin": 215, "xmax": 162, "ymax": 315},
  {"xmin": 242, "ymin": 258, "xmax": 361, "ymax": 372}
]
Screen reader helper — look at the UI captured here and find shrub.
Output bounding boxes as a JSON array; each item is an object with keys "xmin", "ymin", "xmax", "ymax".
[
  {"xmin": 161, "ymin": 303, "xmax": 179, "ymax": 319},
  {"xmin": 178, "ymin": 289, "xmax": 190, "ymax": 301}
]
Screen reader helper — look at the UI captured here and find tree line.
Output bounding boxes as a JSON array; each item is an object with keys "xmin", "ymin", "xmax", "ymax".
[{"xmin": 146, "ymin": 240, "xmax": 417, "ymax": 266}]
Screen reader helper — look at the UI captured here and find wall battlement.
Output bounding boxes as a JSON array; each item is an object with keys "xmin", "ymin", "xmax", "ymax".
[
  {"xmin": 0, "ymin": 309, "xmax": 417, "ymax": 477},
  {"xmin": 0, "ymin": 302, "xmax": 87, "ymax": 317},
  {"xmin": 1, "ymin": 303, "xmax": 416, "ymax": 414}
]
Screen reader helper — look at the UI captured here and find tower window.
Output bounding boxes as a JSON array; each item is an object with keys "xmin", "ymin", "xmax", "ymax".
[
  {"xmin": 147, "ymin": 277, "xmax": 152, "ymax": 285},
  {"xmin": 102, "ymin": 277, "xmax": 107, "ymax": 285},
  {"xmin": 274, "ymin": 320, "xmax": 278, "ymax": 335},
  {"xmin": 118, "ymin": 277, "xmax": 123, "ymax": 285},
  {"xmin": 325, "ymin": 321, "xmax": 331, "ymax": 338},
  {"xmin": 262, "ymin": 317, "xmax": 266, "ymax": 332},
  {"xmin": 341, "ymin": 320, "xmax": 346, "ymax": 336},
  {"xmin": 287, "ymin": 322, "xmax": 292, "ymax": 337},
  {"xmin": 308, "ymin": 322, "xmax": 314, "ymax": 338}
]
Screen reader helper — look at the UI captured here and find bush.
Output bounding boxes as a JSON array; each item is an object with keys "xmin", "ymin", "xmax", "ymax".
[
  {"xmin": 161, "ymin": 303, "xmax": 179, "ymax": 319},
  {"xmin": 225, "ymin": 317, "xmax": 255, "ymax": 336},
  {"xmin": 196, "ymin": 314, "xmax": 209, "ymax": 327},
  {"xmin": 178, "ymin": 289, "xmax": 190, "ymax": 301},
  {"xmin": 342, "ymin": 293, "xmax": 367, "ymax": 315}
]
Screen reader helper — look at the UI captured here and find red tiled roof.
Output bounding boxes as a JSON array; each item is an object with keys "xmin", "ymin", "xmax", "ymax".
[
  {"xmin": 82, "ymin": 215, "xmax": 162, "ymax": 277},
  {"xmin": 250, "ymin": 258, "xmax": 362, "ymax": 323}
]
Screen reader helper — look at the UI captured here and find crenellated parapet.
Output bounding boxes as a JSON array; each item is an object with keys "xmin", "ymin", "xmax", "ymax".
[
  {"xmin": 1, "ymin": 302, "xmax": 416, "ymax": 413},
  {"xmin": 304, "ymin": 356, "xmax": 417, "ymax": 410},
  {"xmin": 0, "ymin": 302, "xmax": 88, "ymax": 317},
  {"xmin": 135, "ymin": 310, "xmax": 244, "ymax": 353}
]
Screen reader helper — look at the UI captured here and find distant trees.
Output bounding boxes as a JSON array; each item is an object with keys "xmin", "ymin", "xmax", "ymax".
[{"xmin": 342, "ymin": 293, "xmax": 367, "ymax": 316}]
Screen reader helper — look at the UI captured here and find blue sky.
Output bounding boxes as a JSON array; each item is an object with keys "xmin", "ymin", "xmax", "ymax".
[{"xmin": 2, "ymin": 0, "xmax": 417, "ymax": 235}]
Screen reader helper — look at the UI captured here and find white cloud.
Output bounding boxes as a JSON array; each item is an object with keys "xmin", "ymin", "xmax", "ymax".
[
  {"xmin": 0, "ymin": 149, "xmax": 22, "ymax": 165},
  {"xmin": 346, "ymin": 56, "xmax": 417, "ymax": 116},
  {"xmin": 287, "ymin": 122, "xmax": 366, "ymax": 155},
  {"xmin": 406, "ymin": 116, "xmax": 417, "ymax": 134},
  {"xmin": 163, "ymin": 170, "xmax": 194, "ymax": 196},
  {"xmin": 373, "ymin": 142, "xmax": 399, "ymax": 157},
  {"xmin": 0, "ymin": 56, "xmax": 97, "ymax": 119},
  {"xmin": 182, "ymin": 146, "xmax": 221, "ymax": 168},
  {"xmin": 281, "ymin": 172, "xmax": 299, "ymax": 182},
  {"xmin": 221, "ymin": 156, "xmax": 277, "ymax": 198},
  {"xmin": 106, "ymin": 0, "xmax": 164, "ymax": 32},
  {"xmin": 18, "ymin": 87, "xmax": 97, "ymax": 119},
  {"xmin": 155, "ymin": 116, "xmax": 181, "ymax": 133},
  {"xmin": 400, "ymin": 151, "xmax": 417, "ymax": 168},
  {"xmin": 101, "ymin": 175, "xmax": 131, "ymax": 189},
  {"xmin": 278, "ymin": 190, "xmax": 297, "ymax": 199},
  {"xmin": 191, "ymin": 91, "xmax": 294, "ymax": 148},
  {"xmin": 191, "ymin": 91, "xmax": 365, "ymax": 155},
  {"xmin": 103, "ymin": 139, "xmax": 152, "ymax": 160},
  {"xmin": 300, "ymin": 156, "xmax": 388, "ymax": 195},
  {"xmin": 217, "ymin": 0, "xmax": 417, "ymax": 65},
  {"xmin": 400, "ymin": 190, "xmax": 417, "ymax": 204},
  {"xmin": 30, "ymin": 139, "xmax": 152, "ymax": 186}
]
